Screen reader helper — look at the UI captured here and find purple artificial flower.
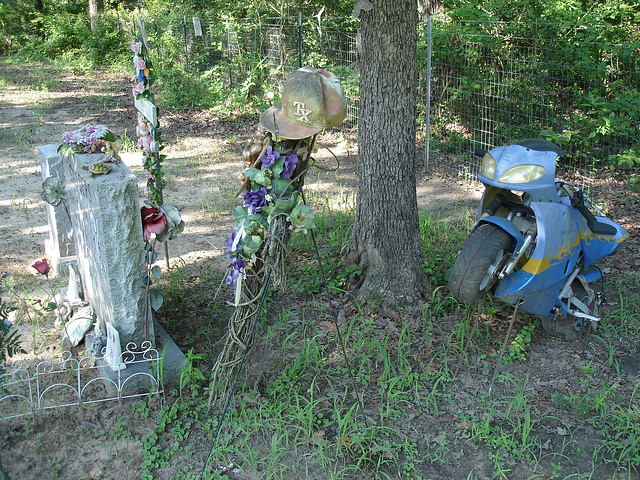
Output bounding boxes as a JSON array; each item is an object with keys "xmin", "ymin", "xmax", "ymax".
[
  {"xmin": 225, "ymin": 256, "xmax": 247, "ymax": 284},
  {"xmin": 282, "ymin": 152, "xmax": 299, "ymax": 179},
  {"xmin": 243, "ymin": 186, "xmax": 269, "ymax": 213},
  {"xmin": 62, "ymin": 131, "xmax": 75, "ymax": 145},
  {"xmin": 260, "ymin": 146, "xmax": 280, "ymax": 168},
  {"xmin": 225, "ymin": 230, "xmax": 238, "ymax": 254}
]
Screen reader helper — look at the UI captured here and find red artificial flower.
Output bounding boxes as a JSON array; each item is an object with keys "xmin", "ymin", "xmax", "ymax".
[
  {"xmin": 32, "ymin": 258, "xmax": 50, "ymax": 275},
  {"xmin": 141, "ymin": 206, "xmax": 167, "ymax": 242}
]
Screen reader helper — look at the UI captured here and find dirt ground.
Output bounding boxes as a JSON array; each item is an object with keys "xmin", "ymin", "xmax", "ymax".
[{"xmin": 0, "ymin": 65, "xmax": 639, "ymax": 479}]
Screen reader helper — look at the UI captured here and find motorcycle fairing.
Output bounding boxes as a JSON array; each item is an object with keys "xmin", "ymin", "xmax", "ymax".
[
  {"xmin": 477, "ymin": 216, "xmax": 527, "ymax": 252},
  {"xmin": 494, "ymin": 202, "xmax": 583, "ymax": 316},
  {"xmin": 579, "ymin": 217, "xmax": 628, "ymax": 269},
  {"xmin": 477, "ymin": 143, "xmax": 562, "ymax": 202},
  {"xmin": 493, "ymin": 202, "xmax": 626, "ymax": 317}
]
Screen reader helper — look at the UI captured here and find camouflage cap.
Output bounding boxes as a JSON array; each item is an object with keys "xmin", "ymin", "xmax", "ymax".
[{"xmin": 259, "ymin": 66, "xmax": 347, "ymax": 140}]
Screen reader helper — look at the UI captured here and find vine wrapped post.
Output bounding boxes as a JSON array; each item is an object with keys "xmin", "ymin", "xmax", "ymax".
[
  {"xmin": 131, "ymin": 17, "xmax": 184, "ymax": 341},
  {"xmin": 208, "ymin": 66, "xmax": 348, "ymax": 406},
  {"xmin": 208, "ymin": 133, "xmax": 315, "ymax": 405}
]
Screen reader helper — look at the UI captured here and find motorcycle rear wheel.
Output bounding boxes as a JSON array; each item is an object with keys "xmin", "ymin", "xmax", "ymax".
[{"xmin": 449, "ymin": 224, "xmax": 513, "ymax": 303}]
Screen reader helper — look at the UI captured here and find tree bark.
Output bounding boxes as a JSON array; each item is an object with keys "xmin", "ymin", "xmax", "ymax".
[
  {"xmin": 88, "ymin": 0, "xmax": 103, "ymax": 32},
  {"xmin": 346, "ymin": 0, "xmax": 431, "ymax": 304}
]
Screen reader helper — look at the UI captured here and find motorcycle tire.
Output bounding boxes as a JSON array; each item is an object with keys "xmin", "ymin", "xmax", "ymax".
[{"xmin": 448, "ymin": 223, "xmax": 513, "ymax": 304}]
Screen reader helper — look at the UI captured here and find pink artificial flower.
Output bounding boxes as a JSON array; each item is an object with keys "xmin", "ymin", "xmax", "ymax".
[
  {"xmin": 138, "ymin": 121, "xmax": 150, "ymax": 136},
  {"xmin": 138, "ymin": 134, "xmax": 152, "ymax": 153},
  {"xmin": 32, "ymin": 258, "xmax": 50, "ymax": 275},
  {"xmin": 141, "ymin": 206, "xmax": 167, "ymax": 242},
  {"xmin": 132, "ymin": 82, "xmax": 145, "ymax": 97},
  {"xmin": 136, "ymin": 58, "xmax": 146, "ymax": 70},
  {"xmin": 130, "ymin": 41, "xmax": 141, "ymax": 54}
]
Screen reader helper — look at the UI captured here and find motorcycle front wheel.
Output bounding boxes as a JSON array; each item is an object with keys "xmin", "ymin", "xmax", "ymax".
[{"xmin": 448, "ymin": 223, "xmax": 513, "ymax": 303}]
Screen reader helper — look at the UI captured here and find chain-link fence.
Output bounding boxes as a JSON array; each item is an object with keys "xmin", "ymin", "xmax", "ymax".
[{"xmin": 135, "ymin": 14, "xmax": 640, "ymax": 181}]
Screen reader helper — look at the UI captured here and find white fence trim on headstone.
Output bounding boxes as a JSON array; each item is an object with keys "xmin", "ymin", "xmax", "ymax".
[{"xmin": 0, "ymin": 343, "xmax": 163, "ymax": 421}]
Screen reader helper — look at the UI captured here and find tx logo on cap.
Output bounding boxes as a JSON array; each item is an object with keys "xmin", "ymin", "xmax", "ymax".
[{"xmin": 293, "ymin": 101, "xmax": 312, "ymax": 123}]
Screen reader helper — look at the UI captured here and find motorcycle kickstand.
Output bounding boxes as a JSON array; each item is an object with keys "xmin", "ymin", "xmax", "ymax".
[
  {"xmin": 489, "ymin": 300, "xmax": 522, "ymax": 395},
  {"xmin": 454, "ymin": 314, "xmax": 480, "ymax": 377}
]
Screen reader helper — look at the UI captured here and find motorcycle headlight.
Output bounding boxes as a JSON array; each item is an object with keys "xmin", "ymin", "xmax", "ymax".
[
  {"xmin": 498, "ymin": 164, "xmax": 545, "ymax": 184},
  {"xmin": 482, "ymin": 153, "xmax": 497, "ymax": 180}
]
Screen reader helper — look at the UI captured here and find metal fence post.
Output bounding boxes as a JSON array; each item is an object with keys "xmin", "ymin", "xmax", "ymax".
[
  {"xmin": 183, "ymin": 15, "xmax": 189, "ymax": 71},
  {"xmin": 226, "ymin": 19, "xmax": 233, "ymax": 88},
  {"xmin": 298, "ymin": 12, "xmax": 303, "ymax": 68}
]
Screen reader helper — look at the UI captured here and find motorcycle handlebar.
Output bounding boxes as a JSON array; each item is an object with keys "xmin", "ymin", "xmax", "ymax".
[{"xmin": 571, "ymin": 191, "xmax": 598, "ymax": 224}]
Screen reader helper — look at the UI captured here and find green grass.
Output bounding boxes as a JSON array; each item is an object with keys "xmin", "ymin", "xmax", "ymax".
[{"xmin": 69, "ymin": 202, "xmax": 639, "ymax": 479}]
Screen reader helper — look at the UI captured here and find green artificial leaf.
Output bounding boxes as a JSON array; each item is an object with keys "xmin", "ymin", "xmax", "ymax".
[
  {"xmin": 271, "ymin": 195, "xmax": 298, "ymax": 216},
  {"xmin": 242, "ymin": 167, "xmax": 261, "ymax": 180},
  {"xmin": 290, "ymin": 204, "xmax": 316, "ymax": 232},
  {"xmin": 151, "ymin": 265, "xmax": 162, "ymax": 279},
  {"xmin": 149, "ymin": 288, "xmax": 164, "ymax": 311},
  {"xmin": 271, "ymin": 156, "xmax": 285, "ymax": 178},
  {"xmin": 103, "ymin": 131, "xmax": 115, "ymax": 142},
  {"xmin": 242, "ymin": 235, "xmax": 263, "ymax": 256},
  {"xmin": 233, "ymin": 206, "xmax": 264, "ymax": 229},
  {"xmin": 243, "ymin": 167, "xmax": 272, "ymax": 186},
  {"xmin": 271, "ymin": 178, "xmax": 294, "ymax": 197},
  {"xmin": 254, "ymin": 171, "xmax": 272, "ymax": 187},
  {"xmin": 233, "ymin": 205, "xmax": 250, "ymax": 223}
]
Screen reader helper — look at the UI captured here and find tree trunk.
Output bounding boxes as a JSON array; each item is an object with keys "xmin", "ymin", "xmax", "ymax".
[
  {"xmin": 88, "ymin": 0, "xmax": 103, "ymax": 32},
  {"xmin": 346, "ymin": 0, "xmax": 431, "ymax": 304}
]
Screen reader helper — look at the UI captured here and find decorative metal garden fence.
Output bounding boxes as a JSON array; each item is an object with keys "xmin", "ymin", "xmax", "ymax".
[{"xmin": 133, "ymin": 14, "xmax": 639, "ymax": 182}]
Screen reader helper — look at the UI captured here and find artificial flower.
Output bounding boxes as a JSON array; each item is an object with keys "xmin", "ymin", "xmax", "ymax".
[
  {"xmin": 243, "ymin": 187, "xmax": 269, "ymax": 214},
  {"xmin": 32, "ymin": 258, "xmax": 50, "ymax": 275},
  {"xmin": 138, "ymin": 121, "xmax": 150, "ymax": 136},
  {"xmin": 138, "ymin": 134, "xmax": 152, "ymax": 152},
  {"xmin": 59, "ymin": 124, "xmax": 118, "ymax": 158},
  {"xmin": 225, "ymin": 256, "xmax": 247, "ymax": 285},
  {"xmin": 132, "ymin": 82, "xmax": 146, "ymax": 97},
  {"xmin": 225, "ymin": 230, "xmax": 239, "ymax": 254},
  {"xmin": 41, "ymin": 176, "xmax": 67, "ymax": 206},
  {"xmin": 282, "ymin": 152, "xmax": 299, "ymax": 179},
  {"xmin": 156, "ymin": 204, "xmax": 185, "ymax": 242},
  {"xmin": 141, "ymin": 206, "xmax": 167, "ymax": 242},
  {"xmin": 260, "ymin": 146, "xmax": 280, "ymax": 168},
  {"xmin": 136, "ymin": 58, "xmax": 146, "ymax": 70}
]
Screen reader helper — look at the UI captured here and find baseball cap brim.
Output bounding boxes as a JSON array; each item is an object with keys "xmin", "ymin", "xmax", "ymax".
[{"xmin": 259, "ymin": 103, "xmax": 322, "ymax": 140}]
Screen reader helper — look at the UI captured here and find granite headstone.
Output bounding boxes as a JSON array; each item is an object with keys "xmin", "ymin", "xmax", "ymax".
[{"xmin": 63, "ymin": 152, "xmax": 152, "ymax": 346}]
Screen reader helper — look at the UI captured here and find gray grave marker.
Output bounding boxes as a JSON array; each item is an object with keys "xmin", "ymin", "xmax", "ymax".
[
  {"xmin": 39, "ymin": 145, "xmax": 76, "ymax": 270},
  {"xmin": 63, "ymin": 152, "xmax": 152, "ymax": 347}
]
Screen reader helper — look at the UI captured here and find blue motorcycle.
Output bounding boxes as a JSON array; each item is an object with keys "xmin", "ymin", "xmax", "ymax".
[{"xmin": 448, "ymin": 139, "xmax": 628, "ymax": 340}]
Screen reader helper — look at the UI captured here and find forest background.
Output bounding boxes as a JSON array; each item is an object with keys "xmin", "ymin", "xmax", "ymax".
[{"xmin": 1, "ymin": 0, "xmax": 639, "ymax": 179}]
